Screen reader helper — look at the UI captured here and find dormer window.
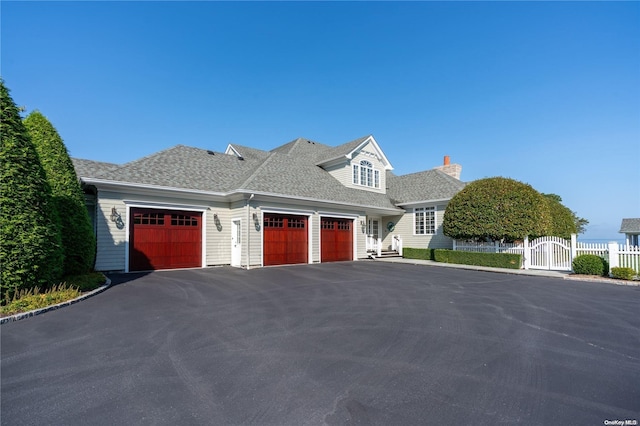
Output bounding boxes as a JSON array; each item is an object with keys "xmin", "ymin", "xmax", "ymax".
[{"xmin": 353, "ymin": 160, "xmax": 380, "ymax": 188}]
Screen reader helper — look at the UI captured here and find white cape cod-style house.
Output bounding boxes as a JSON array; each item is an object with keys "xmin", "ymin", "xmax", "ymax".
[{"xmin": 73, "ymin": 135, "xmax": 465, "ymax": 272}]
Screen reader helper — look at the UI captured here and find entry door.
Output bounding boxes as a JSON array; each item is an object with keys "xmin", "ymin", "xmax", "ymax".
[
  {"xmin": 231, "ymin": 219, "xmax": 242, "ymax": 267},
  {"xmin": 366, "ymin": 218, "xmax": 380, "ymax": 252}
]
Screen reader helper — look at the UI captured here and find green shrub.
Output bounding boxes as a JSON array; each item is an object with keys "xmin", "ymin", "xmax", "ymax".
[
  {"xmin": 1, "ymin": 283, "xmax": 81, "ymax": 316},
  {"xmin": 572, "ymin": 254, "xmax": 608, "ymax": 276},
  {"xmin": 434, "ymin": 250, "xmax": 522, "ymax": 269},
  {"xmin": 1, "ymin": 80, "xmax": 63, "ymax": 302},
  {"xmin": 442, "ymin": 177, "xmax": 551, "ymax": 241},
  {"xmin": 24, "ymin": 111, "xmax": 96, "ymax": 275},
  {"xmin": 610, "ymin": 267, "xmax": 636, "ymax": 281},
  {"xmin": 403, "ymin": 248, "xmax": 436, "ymax": 261},
  {"xmin": 64, "ymin": 272, "xmax": 106, "ymax": 292}
]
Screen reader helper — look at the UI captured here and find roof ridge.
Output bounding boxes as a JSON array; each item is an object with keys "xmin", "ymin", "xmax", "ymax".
[{"xmin": 237, "ymin": 152, "xmax": 278, "ymax": 189}]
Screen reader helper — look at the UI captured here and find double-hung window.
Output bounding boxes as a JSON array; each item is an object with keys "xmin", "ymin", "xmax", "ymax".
[
  {"xmin": 414, "ymin": 207, "xmax": 436, "ymax": 235},
  {"xmin": 352, "ymin": 160, "xmax": 380, "ymax": 188}
]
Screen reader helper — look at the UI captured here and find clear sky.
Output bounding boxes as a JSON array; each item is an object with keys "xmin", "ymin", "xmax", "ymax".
[{"xmin": 2, "ymin": 1, "xmax": 639, "ymax": 242}]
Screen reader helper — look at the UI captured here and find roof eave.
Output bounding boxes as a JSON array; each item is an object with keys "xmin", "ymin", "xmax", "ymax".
[{"xmin": 395, "ymin": 198, "xmax": 453, "ymax": 207}]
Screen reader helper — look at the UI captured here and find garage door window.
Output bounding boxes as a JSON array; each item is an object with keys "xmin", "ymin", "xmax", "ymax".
[
  {"xmin": 171, "ymin": 214, "xmax": 198, "ymax": 226},
  {"xmin": 134, "ymin": 212, "xmax": 164, "ymax": 225},
  {"xmin": 288, "ymin": 218, "xmax": 305, "ymax": 228},
  {"xmin": 264, "ymin": 216, "xmax": 284, "ymax": 228}
]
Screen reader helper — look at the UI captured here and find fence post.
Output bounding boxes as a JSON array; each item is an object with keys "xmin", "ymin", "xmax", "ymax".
[
  {"xmin": 570, "ymin": 234, "xmax": 577, "ymax": 269},
  {"xmin": 608, "ymin": 242, "xmax": 619, "ymax": 274},
  {"xmin": 453, "ymin": 239, "xmax": 456, "ymax": 251},
  {"xmin": 495, "ymin": 240, "xmax": 499, "ymax": 253},
  {"xmin": 377, "ymin": 238, "xmax": 382, "ymax": 257},
  {"xmin": 523, "ymin": 236, "xmax": 530, "ymax": 270}
]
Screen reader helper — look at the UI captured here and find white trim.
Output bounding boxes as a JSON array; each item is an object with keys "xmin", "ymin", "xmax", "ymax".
[
  {"xmin": 231, "ymin": 217, "xmax": 243, "ymax": 267},
  {"xmin": 85, "ymin": 177, "xmax": 403, "ymax": 214},
  {"xmin": 124, "ymin": 203, "xmax": 208, "ymax": 273},
  {"xmin": 396, "ymin": 198, "xmax": 450, "ymax": 207},
  {"xmin": 260, "ymin": 206, "xmax": 316, "ymax": 216},
  {"xmin": 413, "ymin": 206, "xmax": 437, "ymax": 236},
  {"xmin": 225, "ymin": 144, "xmax": 243, "ymax": 158},
  {"xmin": 316, "ymin": 135, "xmax": 394, "ymax": 171},
  {"xmin": 84, "ymin": 178, "xmax": 228, "ymax": 199},
  {"xmin": 348, "ymin": 136, "xmax": 394, "ymax": 170}
]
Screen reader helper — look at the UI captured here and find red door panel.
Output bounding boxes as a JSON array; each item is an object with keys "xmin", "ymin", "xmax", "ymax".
[
  {"xmin": 321, "ymin": 218, "xmax": 353, "ymax": 262},
  {"xmin": 130, "ymin": 209, "xmax": 202, "ymax": 271},
  {"xmin": 263, "ymin": 214, "xmax": 308, "ymax": 266}
]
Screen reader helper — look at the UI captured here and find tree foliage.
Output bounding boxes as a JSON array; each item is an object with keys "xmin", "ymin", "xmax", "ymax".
[
  {"xmin": 543, "ymin": 194, "xmax": 577, "ymax": 239},
  {"xmin": 0, "ymin": 80, "xmax": 63, "ymax": 300},
  {"xmin": 443, "ymin": 177, "xmax": 551, "ymax": 241},
  {"xmin": 24, "ymin": 111, "xmax": 96, "ymax": 275}
]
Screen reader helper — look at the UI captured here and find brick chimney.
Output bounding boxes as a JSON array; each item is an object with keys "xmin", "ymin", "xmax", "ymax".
[{"xmin": 433, "ymin": 155, "xmax": 462, "ymax": 179}]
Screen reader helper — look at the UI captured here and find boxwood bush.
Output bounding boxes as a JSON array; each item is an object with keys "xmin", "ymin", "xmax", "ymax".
[
  {"xmin": 403, "ymin": 248, "xmax": 436, "ymax": 261},
  {"xmin": 572, "ymin": 254, "xmax": 608, "ymax": 276},
  {"xmin": 610, "ymin": 267, "xmax": 636, "ymax": 281},
  {"xmin": 434, "ymin": 250, "xmax": 522, "ymax": 269}
]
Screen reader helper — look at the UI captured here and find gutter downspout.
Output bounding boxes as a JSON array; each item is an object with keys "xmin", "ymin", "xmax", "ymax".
[{"xmin": 247, "ymin": 194, "xmax": 254, "ymax": 270}]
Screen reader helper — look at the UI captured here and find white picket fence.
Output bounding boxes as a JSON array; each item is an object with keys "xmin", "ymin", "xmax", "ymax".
[{"xmin": 453, "ymin": 235, "xmax": 640, "ymax": 274}]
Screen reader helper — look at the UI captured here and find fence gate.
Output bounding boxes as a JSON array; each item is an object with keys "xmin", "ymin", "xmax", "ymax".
[{"xmin": 528, "ymin": 236, "xmax": 572, "ymax": 271}]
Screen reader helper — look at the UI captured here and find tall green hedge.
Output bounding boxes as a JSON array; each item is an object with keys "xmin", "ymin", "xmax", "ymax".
[
  {"xmin": 24, "ymin": 111, "xmax": 96, "ymax": 275},
  {"xmin": 0, "ymin": 80, "xmax": 63, "ymax": 300}
]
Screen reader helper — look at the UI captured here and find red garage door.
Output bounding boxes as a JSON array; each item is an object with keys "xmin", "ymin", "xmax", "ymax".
[
  {"xmin": 130, "ymin": 208, "xmax": 202, "ymax": 271},
  {"xmin": 263, "ymin": 214, "xmax": 308, "ymax": 266},
  {"xmin": 321, "ymin": 218, "xmax": 353, "ymax": 262}
]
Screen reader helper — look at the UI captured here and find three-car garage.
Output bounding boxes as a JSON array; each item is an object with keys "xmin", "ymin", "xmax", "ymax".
[{"xmin": 129, "ymin": 209, "xmax": 355, "ymax": 271}]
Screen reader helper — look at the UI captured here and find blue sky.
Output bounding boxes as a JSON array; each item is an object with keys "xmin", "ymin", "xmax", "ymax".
[{"xmin": 2, "ymin": 1, "xmax": 639, "ymax": 242}]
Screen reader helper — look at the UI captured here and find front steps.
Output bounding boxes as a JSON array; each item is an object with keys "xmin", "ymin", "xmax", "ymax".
[{"xmin": 369, "ymin": 250, "xmax": 402, "ymax": 259}]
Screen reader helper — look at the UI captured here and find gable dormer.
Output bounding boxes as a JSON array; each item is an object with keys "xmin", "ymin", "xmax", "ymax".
[
  {"xmin": 224, "ymin": 144, "xmax": 244, "ymax": 159},
  {"xmin": 316, "ymin": 135, "xmax": 393, "ymax": 194}
]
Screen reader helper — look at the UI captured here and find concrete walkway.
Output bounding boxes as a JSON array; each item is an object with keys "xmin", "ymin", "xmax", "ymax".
[{"xmin": 375, "ymin": 256, "xmax": 639, "ymax": 286}]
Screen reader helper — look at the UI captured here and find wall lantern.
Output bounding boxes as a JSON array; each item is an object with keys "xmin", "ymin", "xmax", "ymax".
[
  {"xmin": 213, "ymin": 212, "xmax": 222, "ymax": 231},
  {"xmin": 252, "ymin": 212, "xmax": 261, "ymax": 231},
  {"xmin": 110, "ymin": 207, "xmax": 125, "ymax": 230}
]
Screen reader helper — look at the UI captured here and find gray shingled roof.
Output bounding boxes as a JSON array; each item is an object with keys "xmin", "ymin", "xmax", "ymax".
[
  {"xmin": 72, "ymin": 158, "xmax": 120, "ymax": 178},
  {"xmin": 620, "ymin": 218, "xmax": 640, "ymax": 233},
  {"xmin": 240, "ymin": 150, "xmax": 398, "ymax": 210},
  {"xmin": 86, "ymin": 145, "xmax": 262, "ymax": 193},
  {"xmin": 387, "ymin": 169, "xmax": 466, "ymax": 204},
  {"xmin": 315, "ymin": 135, "xmax": 370, "ymax": 164},
  {"xmin": 74, "ymin": 137, "xmax": 464, "ymax": 209},
  {"xmin": 270, "ymin": 137, "xmax": 333, "ymax": 161}
]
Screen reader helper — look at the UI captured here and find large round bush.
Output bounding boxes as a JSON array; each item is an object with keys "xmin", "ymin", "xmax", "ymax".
[{"xmin": 443, "ymin": 177, "xmax": 551, "ymax": 242}]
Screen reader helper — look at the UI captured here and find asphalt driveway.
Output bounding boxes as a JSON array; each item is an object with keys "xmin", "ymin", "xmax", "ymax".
[{"xmin": 2, "ymin": 262, "xmax": 639, "ymax": 425}]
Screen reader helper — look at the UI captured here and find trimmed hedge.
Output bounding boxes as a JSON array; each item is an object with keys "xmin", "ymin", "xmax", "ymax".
[
  {"xmin": 24, "ymin": 111, "xmax": 96, "ymax": 275},
  {"xmin": 1, "ymin": 80, "xmax": 64, "ymax": 301},
  {"xmin": 403, "ymin": 247, "xmax": 436, "ymax": 261},
  {"xmin": 434, "ymin": 249, "xmax": 522, "ymax": 269},
  {"xmin": 572, "ymin": 254, "xmax": 608, "ymax": 276},
  {"xmin": 610, "ymin": 267, "xmax": 636, "ymax": 281}
]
